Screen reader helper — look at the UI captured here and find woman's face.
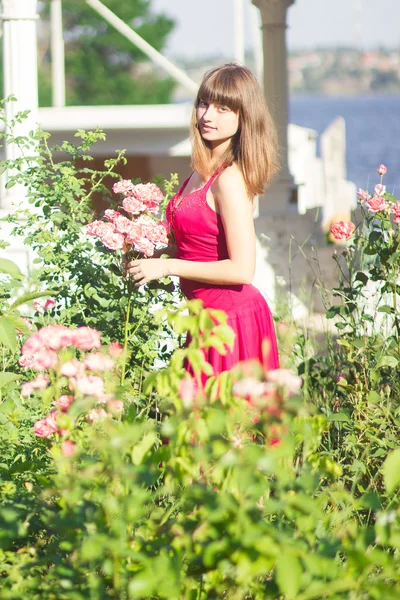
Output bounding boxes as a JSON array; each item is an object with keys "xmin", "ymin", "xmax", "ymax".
[{"xmin": 196, "ymin": 99, "xmax": 239, "ymax": 148}]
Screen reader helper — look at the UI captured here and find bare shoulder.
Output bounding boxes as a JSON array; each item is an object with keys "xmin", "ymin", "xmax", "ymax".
[{"xmin": 212, "ymin": 163, "xmax": 247, "ymax": 204}]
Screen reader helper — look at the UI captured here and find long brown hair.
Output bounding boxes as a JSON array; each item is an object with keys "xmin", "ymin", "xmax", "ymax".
[{"xmin": 190, "ymin": 63, "xmax": 280, "ymax": 197}]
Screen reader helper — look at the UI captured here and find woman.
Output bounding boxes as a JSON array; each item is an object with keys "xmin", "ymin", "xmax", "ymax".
[{"xmin": 126, "ymin": 63, "xmax": 280, "ymax": 373}]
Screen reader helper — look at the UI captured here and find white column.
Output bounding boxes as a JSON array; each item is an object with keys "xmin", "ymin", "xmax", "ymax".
[
  {"xmin": 0, "ymin": 0, "xmax": 39, "ymax": 211},
  {"xmin": 234, "ymin": 0, "xmax": 245, "ymax": 64},
  {"xmin": 252, "ymin": 0, "xmax": 296, "ymax": 214},
  {"xmin": 51, "ymin": 0, "xmax": 66, "ymax": 107}
]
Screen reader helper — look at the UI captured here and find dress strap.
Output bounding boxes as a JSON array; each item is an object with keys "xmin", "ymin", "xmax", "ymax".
[{"xmin": 203, "ymin": 165, "xmax": 226, "ymax": 193}]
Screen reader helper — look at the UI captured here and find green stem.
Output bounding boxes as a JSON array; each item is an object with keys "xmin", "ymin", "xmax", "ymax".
[{"xmin": 120, "ymin": 291, "xmax": 132, "ymax": 385}]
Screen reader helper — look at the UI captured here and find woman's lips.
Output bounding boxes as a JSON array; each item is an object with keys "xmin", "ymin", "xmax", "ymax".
[{"xmin": 201, "ymin": 124, "xmax": 216, "ymax": 131}]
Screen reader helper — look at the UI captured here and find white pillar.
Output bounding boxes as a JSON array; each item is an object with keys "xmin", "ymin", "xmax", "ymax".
[
  {"xmin": 252, "ymin": 0, "xmax": 296, "ymax": 215},
  {"xmin": 51, "ymin": 0, "xmax": 66, "ymax": 107},
  {"xmin": 234, "ymin": 0, "xmax": 245, "ymax": 64},
  {"xmin": 0, "ymin": 0, "xmax": 39, "ymax": 211}
]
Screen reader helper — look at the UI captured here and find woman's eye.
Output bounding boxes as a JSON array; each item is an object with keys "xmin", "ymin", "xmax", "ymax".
[
  {"xmin": 199, "ymin": 100, "xmax": 208, "ymax": 108},
  {"xmin": 218, "ymin": 106, "xmax": 229, "ymax": 112}
]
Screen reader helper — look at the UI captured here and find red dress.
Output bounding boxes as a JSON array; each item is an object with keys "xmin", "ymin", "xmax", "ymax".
[{"xmin": 166, "ymin": 169, "xmax": 279, "ymax": 374}]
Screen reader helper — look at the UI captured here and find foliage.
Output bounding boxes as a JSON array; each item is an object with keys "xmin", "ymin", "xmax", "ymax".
[
  {"xmin": 37, "ymin": 0, "xmax": 176, "ymax": 106},
  {"xmin": 0, "ymin": 100, "xmax": 180, "ymax": 386}
]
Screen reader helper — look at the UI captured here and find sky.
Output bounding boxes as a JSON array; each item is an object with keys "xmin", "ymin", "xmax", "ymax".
[{"xmin": 151, "ymin": 0, "xmax": 400, "ymax": 59}]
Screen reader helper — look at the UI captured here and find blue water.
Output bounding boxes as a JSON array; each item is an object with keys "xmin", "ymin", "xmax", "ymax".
[{"xmin": 290, "ymin": 95, "xmax": 400, "ymax": 195}]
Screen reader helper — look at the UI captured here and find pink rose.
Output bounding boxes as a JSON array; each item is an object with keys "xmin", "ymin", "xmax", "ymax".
[
  {"xmin": 38, "ymin": 325, "xmax": 75, "ymax": 351},
  {"xmin": 122, "ymin": 194, "xmax": 146, "ymax": 215},
  {"xmin": 19, "ymin": 354, "xmax": 35, "ymax": 369},
  {"xmin": 83, "ymin": 220, "xmax": 110, "ymax": 238},
  {"xmin": 31, "ymin": 349, "xmax": 58, "ymax": 371},
  {"xmin": 125, "ymin": 223, "xmax": 144, "ymax": 246},
  {"xmin": 33, "ymin": 299, "xmax": 44, "ymax": 312},
  {"xmin": 84, "ymin": 353, "xmax": 114, "ymax": 372},
  {"xmin": 101, "ymin": 229, "xmax": 125, "ymax": 251},
  {"xmin": 330, "ymin": 221, "xmax": 355, "ymax": 241},
  {"xmin": 34, "ymin": 411, "xmax": 58, "ymax": 438},
  {"xmin": 113, "ymin": 180, "xmax": 135, "ymax": 195},
  {"xmin": 134, "ymin": 238, "xmax": 154, "ymax": 257},
  {"xmin": 44, "ymin": 299, "xmax": 56, "ymax": 311},
  {"xmin": 366, "ymin": 195, "xmax": 389, "ymax": 213},
  {"xmin": 357, "ymin": 188, "xmax": 370, "ymax": 202},
  {"xmin": 87, "ymin": 407, "xmax": 109, "ymax": 423},
  {"xmin": 21, "ymin": 382, "xmax": 34, "ymax": 397},
  {"xmin": 53, "ymin": 394, "xmax": 74, "ymax": 411},
  {"xmin": 113, "ymin": 215, "xmax": 133, "ymax": 235},
  {"xmin": 179, "ymin": 377, "xmax": 196, "ymax": 408},
  {"xmin": 104, "ymin": 209, "xmax": 122, "ymax": 222},
  {"xmin": 31, "ymin": 373, "xmax": 50, "ymax": 389},
  {"xmin": 377, "ymin": 164, "xmax": 387, "ymax": 175},
  {"xmin": 374, "ymin": 184, "xmax": 386, "ymax": 196},
  {"xmin": 61, "ymin": 440, "xmax": 76, "ymax": 457},
  {"xmin": 21, "ymin": 333, "xmax": 42, "ymax": 356},
  {"xmin": 392, "ymin": 201, "xmax": 400, "ymax": 224},
  {"xmin": 72, "ymin": 327, "xmax": 101, "ymax": 351},
  {"xmin": 145, "ymin": 222, "xmax": 169, "ymax": 246},
  {"xmin": 132, "ymin": 183, "xmax": 164, "ymax": 214},
  {"xmin": 61, "ymin": 359, "xmax": 85, "ymax": 378},
  {"xmin": 266, "ymin": 368, "xmax": 302, "ymax": 396},
  {"xmin": 109, "ymin": 341, "xmax": 123, "ymax": 357},
  {"xmin": 75, "ymin": 375, "xmax": 104, "ymax": 397},
  {"xmin": 108, "ymin": 400, "xmax": 124, "ymax": 413}
]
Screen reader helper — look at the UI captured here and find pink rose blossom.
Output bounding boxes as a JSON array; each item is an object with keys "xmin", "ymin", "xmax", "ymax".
[
  {"xmin": 179, "ymin": 377, "xmax": 197, "ymax": 408},
  {"xmin": 366, "ymin": 195, "xmax": 389, "ymax": 213},
  {"xmin": 377, "ymin": 164, "xmax": 387, "ymax": 175},
  {"xmin": 87, "ymin": 407, "xmax": 109, "ymax": 423},
  {"xmin": 104, "ymin": 209, "xmax": 122, "ymax": 222},
  {"xmin": 44, "ymin": 299, "xmax": 56, "ymax": 311},
  {"xmin": 330, "ymin": 221, "xmax": 355, "ymax": 241},
  {"xmin": 109, "ymin": 341, "xmax": 123, "ymax": 357},
  {"xmin": 33, "ymin": 299, "xmax": 44, "ymax": 312},
  {"xmin": 75, "ymin": 375, "xmax": 104, "ymax": 397},
  {"xmin": 113, "ymin": 215, "xmax": 133, "ymax": 235},
  {"xmin": 19, "ymin": 354, "xmax": 35, "ymax": 369},
  {"xmin": 53, "ymin": 394, "xmax": 74, "ymax": 411},
  {"xmin": 122, "ymin": 194, "xmax": 146, "ymax": 215},
  {"xmin": 83, "ymin": 220, "xmax": 110, "ymax": 238},
  {"xmin": 113, "ymin": 180, "xmax": 135, "ymax": 195},
  {"xmin": 357, "ymin": 188, "xmax": 370, "ymax": 202},
  {"xmin": 374, "ymin": 184, "xmax": 386, "ymax": 196},
  {"xmin": 31, "ymin": 349, "xmax": 58, "ymax": 371},
  {"xmin": 72, "ymin": 327, "xmax": 101, "ymax": 351},
  {"xmin": 21, "ymin": 334, "xmax": 42, "ymax": 356},
  {"xmin": 134, "ymin": 238, "xmax": 154, "ymax": 257},
  {"xmin": 61, "ymin": 440, "xmax": 76, "ymax": 457},
  {"xmin": 97, "ymin": 393, "xmax": 115, "ymax": 404},
  {"xmin": 108, "ymin": 400, "xmax": 124, "ymax": 413},
  {"xmin": 34, "ymin": 411, "xmax": 58, "ymax": 438},
  {"xmin": 132, "ymin": 183, "xmax": 164, "ymax": 214},
  {"xmin": 37, "ymin": 325, "xmax": 75, "ymax": 351},
  {"xmin": 101, "ymin": 229, "xmax": 125, "ymax": 251},
  {"xmin": 31, "ymin": 373, "xmax": 50, "ymax": 389},
  {"xmin": 61, "ymin": 359, "xmax": 85, "ymax": 378},
  {"xmin": 84, "ymin": 353, "xmax": 114, "ymax": 372},
  {"xmin": 392, "ymin": 201, "xmax": 400, "ymax": 224},
  {"xmin": 266, "ymin": 369, "xmax": 302, "ymax": 396},
  {"xmin": 125, "ymin": 223, "xmax": 144, "ymax": 246},
  {"xmin": 21, "ymin": 382, "xmax": 34, "ymax": 397}
]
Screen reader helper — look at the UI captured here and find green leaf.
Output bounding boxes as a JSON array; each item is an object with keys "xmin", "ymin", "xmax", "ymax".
[
  {"xmin": 131, "ymin": 432, "xmax": 157, "ymax": 466},
  {"xmin": 3, "ymin": 314, "xmax": 30, "ymax": 335},
  {"xmin": 383, "ymin": 448, "xmax": 400, "ymax": 494},
  {"xmin": 276, "ymin": 553, "xmax": 302, "ymax": 599},
  {"xmin": 0, "ymin": 316, "xmax": 17, "ymax": 352},
  {"xmin": 0, "ymin": 258, "xmax": 23, "ymax": 279},
  {"xmin": 376, "ymin": 355, "xmax": 398, "ymax": 369},
  {"xmin": 377, "ymin": 305, "xmax": 394, "ymax": 314},
  {"xmin": 0, "ymin": 372, "xmax": 20, "ymax": 389},
  {"xmin": 9, "ymin": 289, "xmax": 59, "ymax": 310},
  {"xmin": 367, "ymin": 390, "xmax": 381, "ymax": 404}
]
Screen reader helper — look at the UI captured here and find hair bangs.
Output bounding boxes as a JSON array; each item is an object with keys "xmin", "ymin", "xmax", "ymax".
[{"xmin": 197, "ymin": 69, "xmax": 242, "ymax": 112}]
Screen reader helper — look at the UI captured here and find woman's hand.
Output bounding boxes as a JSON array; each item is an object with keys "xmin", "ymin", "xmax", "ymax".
[{"xmin": 126, "ymin": 258, "xmax": 170, "ymax": 287}]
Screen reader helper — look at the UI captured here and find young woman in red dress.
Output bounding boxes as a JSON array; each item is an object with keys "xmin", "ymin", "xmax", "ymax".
[{"xmin": 126, "ymin": 63, "xmax": 280, "ymax": 374}]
